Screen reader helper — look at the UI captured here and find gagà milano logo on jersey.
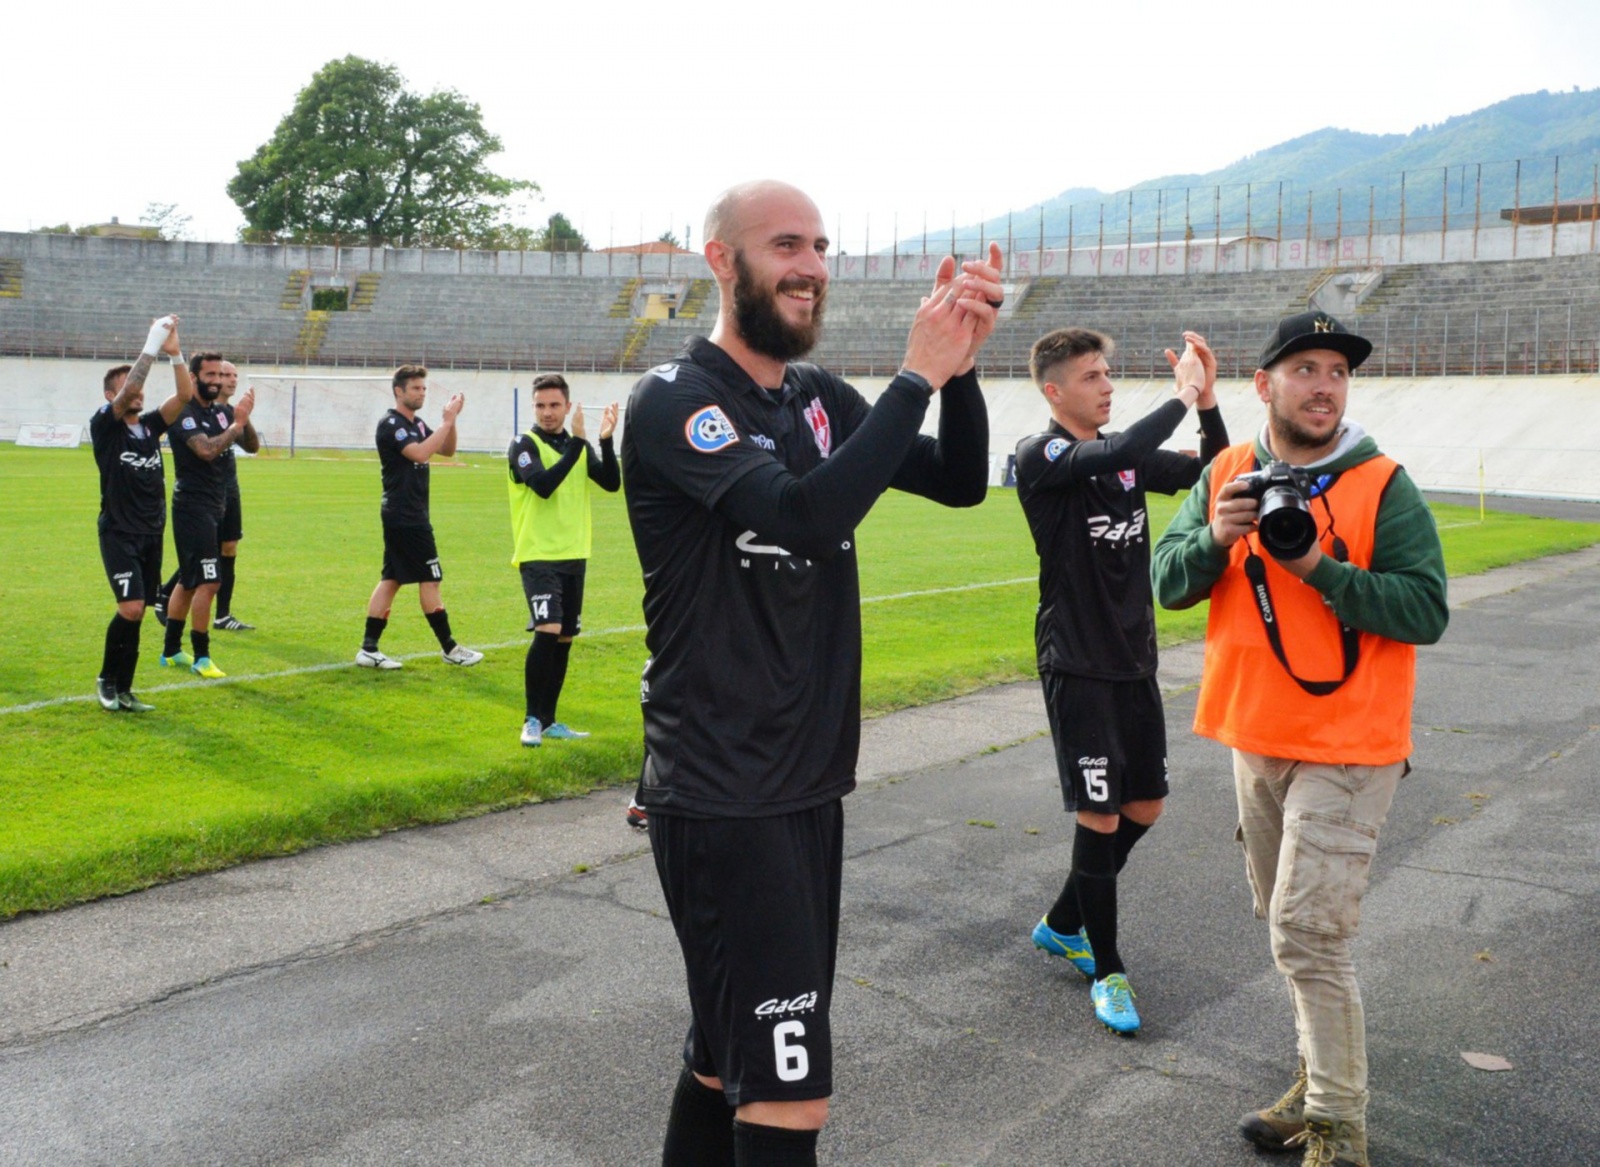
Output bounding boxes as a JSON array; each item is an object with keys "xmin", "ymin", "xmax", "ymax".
[{"xmin": 804, "ymin": 399, "xmax": 831, "ymax": 457}]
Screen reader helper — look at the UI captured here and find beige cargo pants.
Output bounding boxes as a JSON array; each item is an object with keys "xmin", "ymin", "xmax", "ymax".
[{"xmin": 1233, "ymin": 750, "xmax": 1404, "ymax": 1124}]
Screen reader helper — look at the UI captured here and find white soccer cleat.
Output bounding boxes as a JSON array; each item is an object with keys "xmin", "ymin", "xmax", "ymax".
[
  {"xmin": 355, "ymin": 649, "xmax": 402, "ymax": 670},
  {"xmin": 442, "ymin": 645, "xmax": 484, "ymax": 667}
]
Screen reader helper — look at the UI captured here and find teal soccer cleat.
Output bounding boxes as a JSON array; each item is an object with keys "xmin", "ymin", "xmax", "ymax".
[
  {"xmin": 1091, "ymin": 973, "xmax": 1140, "ymax": 1036},
  {"xmin": 1032, "ymin": 918, "xmax": 1096, "ymax": 980}
]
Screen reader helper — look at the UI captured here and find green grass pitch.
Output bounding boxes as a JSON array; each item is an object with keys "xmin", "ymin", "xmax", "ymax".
[{"xmin": 0, "ymin": 443, "xmax": 1595, "ymax": 917}]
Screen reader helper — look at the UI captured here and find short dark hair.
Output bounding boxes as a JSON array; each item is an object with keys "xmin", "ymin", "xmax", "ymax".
[
  {"xmin": 393, "ymin": 364, "xmax": 428, "ymax": 392},
  {"xmin": 188, "ymin": 350, "xmax": 225, "ymax": 378},
  {"xmin": 1030, "ymin": 328, "xmax": 1114, "ymax": 387},
  {"xmin": 531, "ymin": 373, "xmax": 570, "ymax": 400},
  {"xmin": 103, "ymin": 364, "xmax": 131, "ymax": 394}
]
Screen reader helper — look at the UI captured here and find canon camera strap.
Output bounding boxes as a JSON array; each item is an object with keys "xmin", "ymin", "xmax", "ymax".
[{"xmin": 1242, "ymin": 477, "xmax": 1360, "ymax": 696}]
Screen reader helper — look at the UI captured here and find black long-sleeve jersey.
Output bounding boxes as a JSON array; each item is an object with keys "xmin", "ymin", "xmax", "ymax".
[
  {"xmin": 1015, "ymin": 399, "xmax": 1227, "ymax": 680},
  {"xmin": 623, "ymin": 336, "xmax": 989, "ymax": 818},
  {"xmin": 506, "ymin": 429, "xmax": 620, "ymax": 496}
]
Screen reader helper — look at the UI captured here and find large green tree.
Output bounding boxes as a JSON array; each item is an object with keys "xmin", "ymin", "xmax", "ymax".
[{"xmin": 228, "ymin": 56, "xmax": 536, "ymax": 246}]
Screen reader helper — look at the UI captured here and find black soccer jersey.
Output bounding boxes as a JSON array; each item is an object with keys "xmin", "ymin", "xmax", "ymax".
[
  {"xmin": 1015, "ymin": 401, "xmax": 1226, "ymax": 680},
  {"xmin": 376, "ymin": 408, "xmax": 433, "ymax": 525},
  {"xmin": 217, "ymin": 402, "xmax": 239, "ymax": 493},
  {"xmin": 90, "ymin": 404, "xmax": 172, "ymax": 535},
  {"xmin": 168, "ymin": 399, "xmax": 235, "ymax": 514},
  {"xmin": 623, "ymin": 336, "xmax": 988, "ymax": 818}
]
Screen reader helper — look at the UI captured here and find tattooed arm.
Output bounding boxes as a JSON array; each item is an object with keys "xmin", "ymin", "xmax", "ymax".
[
  {"xmin": 110, "ymin": 352, "xmax": 157, "ymax": 421},
  {"xmin": 186, "ymin": 388, "xmax": 256, "ymax": 461}
]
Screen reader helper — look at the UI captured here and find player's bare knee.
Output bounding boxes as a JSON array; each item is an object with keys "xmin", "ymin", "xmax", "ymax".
[
  {"xmin": 1076, "ymin": 810, "xmax": 1120, "ymax": 834},
  {"xmin": 1121, "ymin": 798, "xmax": 1165, "ymax": 827},
  {"xmin": 737, "ymin": 1097, "xmax": 830, "ymax": 1131},
  {"xmin": 118, "ymin": 600, "xmax": 145, "ymax": 622}
]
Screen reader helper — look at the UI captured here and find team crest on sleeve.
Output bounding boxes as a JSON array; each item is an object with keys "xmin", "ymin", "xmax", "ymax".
[
  {"xmin": 685, "ymin": 405, "xmax": 740, "ymax": 452},
  {"xmin": 804, "ymin": 399, "xmax": 832, "ymax": 457},
  {"xmin": 1044, "ymin": 437, "xmax": 1067, "ymax": 462},
  {"xmin": 1118, "ymin": 469, "xmax": 1138, "ymax": 491},
  {"xmin": 395, "ymin": 427, "xmax": 409, "ymax": 440},
  {"xmin": 182, "ymin": 417, "xmax": 197, "ymax": 430},
  {"xmin": 517, "ymin": 451, "xmax": 533, "ymax": 468}
]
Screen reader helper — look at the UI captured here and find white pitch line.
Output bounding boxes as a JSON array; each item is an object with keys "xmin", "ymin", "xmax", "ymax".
[{"xmin": 1, "ymin": 578, "xmax": 1037, "ymax": 717}]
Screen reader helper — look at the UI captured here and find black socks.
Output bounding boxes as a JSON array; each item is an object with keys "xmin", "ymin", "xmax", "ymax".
[
  {"xmin": 362, "ymin": 616, "xmax": 387, "ymax": 653},
  {"xmin": 1046, "ymin": 816, "xmax": 1153, "ymax": 936},
  {"xmin": 216, "ymin": 555, "xmax": 236, "ymax": 617},
  {"xmin": 425, "ymin": 608, "xmax": 455, "ymax": 652},
  {"xmin": 100, "ymin": 614, "xmax": 142, "ymax": 691},
  {"xmin": 1070, "ymin": 823, "xmax": 1123, "ymax": 979},
  {"xmin": 733, "ymin": 1120, "xmax": 819, "ymax": 1167},
  {"xmin": 661, "ymin": 1069, "xmax": 734, "ymax": 1166},
  {"xmin": 190, "ymin": 630, "xmax": 210, "ymax": 662},
  {"xmin": 525, "ymin": 632, "xmax": 571, "ymax": 723}
]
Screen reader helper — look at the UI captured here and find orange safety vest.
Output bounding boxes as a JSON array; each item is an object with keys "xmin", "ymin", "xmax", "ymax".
[{"xmin": 1193, "ymin": 443, "xmax": 1416, "ymax": 765}]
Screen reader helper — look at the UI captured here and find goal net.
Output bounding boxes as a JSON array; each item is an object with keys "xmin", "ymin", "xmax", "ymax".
[{"xmin": 242, "ymin": 374, "xmax": 397, "ymax": 456}]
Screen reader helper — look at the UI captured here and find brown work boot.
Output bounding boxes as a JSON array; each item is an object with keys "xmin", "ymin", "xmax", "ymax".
[
  {"xmin": 1287, "ymin": 1117, "xmax": 1370, "ymax": 1167},
  {"xmin": 1239, "ymin": 1061, "xmax": 1308, "ymax": 1151}
]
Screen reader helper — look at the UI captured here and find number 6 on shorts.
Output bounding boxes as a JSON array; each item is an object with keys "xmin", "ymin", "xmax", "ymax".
[{"xmin": 773, "ymin": 1020, "xmax": 809, "ymax": 1082}]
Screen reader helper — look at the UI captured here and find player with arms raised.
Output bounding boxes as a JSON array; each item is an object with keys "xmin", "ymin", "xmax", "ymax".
[{"xmin": 90, "ymin": 314, "xmax": 193, "ymax": 711}]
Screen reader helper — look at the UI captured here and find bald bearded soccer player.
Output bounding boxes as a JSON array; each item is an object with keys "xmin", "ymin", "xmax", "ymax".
[{"xmin": 623, "ymin": 180, "xmax": 1001, "ymax": 1166}]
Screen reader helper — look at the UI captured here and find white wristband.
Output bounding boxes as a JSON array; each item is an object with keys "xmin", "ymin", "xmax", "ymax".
[{"xmin": 169, "ymin": 352, "xmax": 185, "ymax": 367}]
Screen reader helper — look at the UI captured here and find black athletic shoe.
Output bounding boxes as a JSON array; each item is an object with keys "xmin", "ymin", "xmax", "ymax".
[
  {"xmin": 625, "ymin": 797, "xmax": 648, "ymax": 833},
  {"xmin": 215, "ymin": 614, "xmax": 255, "ymax": 631},
  {"xmin": 95, "ymin": 677, "xmax": 119, "ymax": 712},
  {"xmin": 117, "ymin": 691, "xmax": 156, "ymax": 713}
]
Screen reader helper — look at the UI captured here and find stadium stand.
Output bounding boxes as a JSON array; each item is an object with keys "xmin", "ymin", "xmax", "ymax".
[{"xmin": 3, "ymin": 232, "xmax": 1599, "ymax": 379}]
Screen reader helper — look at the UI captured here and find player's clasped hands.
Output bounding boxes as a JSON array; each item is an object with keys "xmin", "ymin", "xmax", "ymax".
[
  {"xmin": 233, "ymin": 388, "xmax": 256, "ymax": 427},
  {"xmin": 902, "ymin": 242, "xmax": 1006, "ymax": 390},
  {"xmin": 442, "ymin": 392, "xmax": 465, "ymax": 421},
  {"xmin": 598, "ymin": 402, "xmax": 619, "ymax": 440},
  {"xmin": 1163, "ymin": 330, "xmax": 1219, "ymax": 407}
]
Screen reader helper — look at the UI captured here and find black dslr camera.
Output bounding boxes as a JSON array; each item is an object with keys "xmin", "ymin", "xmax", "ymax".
[{"xmin": 1233, "ymin": 461, "xmax": 1319, "ymax": 560}]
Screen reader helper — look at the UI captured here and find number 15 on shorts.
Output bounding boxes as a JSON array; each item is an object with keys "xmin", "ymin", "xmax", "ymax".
[{"xmin": 1078, "ymin": 755, "xmax": 1110, "ymax": 802}]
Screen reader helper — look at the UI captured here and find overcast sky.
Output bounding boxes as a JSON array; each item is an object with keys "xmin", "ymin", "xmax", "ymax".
[{"xmin": 8, "ymin": 0, "xmax": 1599, "ymax": 253}]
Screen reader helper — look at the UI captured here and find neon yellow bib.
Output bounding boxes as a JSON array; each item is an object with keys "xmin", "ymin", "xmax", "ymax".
[{"xmin": 508, "ymin": 431, "xmax": 592, "ymax": 563}]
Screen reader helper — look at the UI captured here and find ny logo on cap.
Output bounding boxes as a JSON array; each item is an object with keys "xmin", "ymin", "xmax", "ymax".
[{"xmin": 1313, "ymin": 317, "xmax": 1333, "ymax": 333}]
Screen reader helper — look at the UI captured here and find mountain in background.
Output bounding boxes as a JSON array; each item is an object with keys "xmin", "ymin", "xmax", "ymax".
[{"xmin": 904, "ymin": 88, "xmax": 1600, "ymax": 251}]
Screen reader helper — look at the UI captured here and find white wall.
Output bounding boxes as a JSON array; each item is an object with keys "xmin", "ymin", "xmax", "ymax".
[{"xmin": 8, "ymin": 358, "xmax": 1599, "ymax": 500}]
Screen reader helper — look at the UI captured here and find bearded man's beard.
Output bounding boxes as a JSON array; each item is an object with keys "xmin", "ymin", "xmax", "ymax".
[{"xmin": 732, "ymin": 251, "xmax": 826, "ymax": 362}]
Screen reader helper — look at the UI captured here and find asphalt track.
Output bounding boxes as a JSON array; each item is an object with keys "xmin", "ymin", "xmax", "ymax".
[{"xmin": 2, "ymin": 543, "xmax": 1598, "ymax": 1166}]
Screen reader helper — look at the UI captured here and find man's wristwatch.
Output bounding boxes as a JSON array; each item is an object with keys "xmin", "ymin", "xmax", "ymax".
[{"xmin": 897, "ymin": 368, "xmax": 935, "ymax": 396}]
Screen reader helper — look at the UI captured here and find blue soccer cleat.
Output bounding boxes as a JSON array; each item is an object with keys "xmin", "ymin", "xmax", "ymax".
[
  {"xmin": 543, "ymin": 722, "xmax": 590, "ymax": 741},
  {"xmin": 1091, "ymin": 973, "xmax": 1140, "ymax": 1036},
  {"xmin": 1032, "ymin": 918, "xmax": 1096, "ymax": 980},
  {"xmin": 520, "ymin": 717, "xmax": 542, "ymax": 747}
]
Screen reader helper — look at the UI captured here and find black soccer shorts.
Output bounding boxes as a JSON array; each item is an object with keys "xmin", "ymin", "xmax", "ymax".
[
  {"xmin": 219, "ymin": 486, "xmax": 243, "ymax": 545},
  {"xmin": 1042, "ymin": 671, "xmax": 1170, "ymax": 813},
  {"xmin": 99, "ymin": 527, "xmax": 163, "ymax": 605},
  {"xmin": 519, "ymin": 560, "xmax": 586, "ymax": 637},
  {"xmin": 381, "ymin": 523, "xmax": 443, "ymax": 585},
  {"xmin": 170, "ymin": 505, "xmax": 222, "ymax": 591},
  {"xmin": 649, "ymin": 800, "xmax": 843, "ymax": 1106}
]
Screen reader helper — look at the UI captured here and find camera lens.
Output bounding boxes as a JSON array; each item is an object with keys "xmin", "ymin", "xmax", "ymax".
[{"xmin": 1258, "ymin": 488, "xmax": 1318, "ymax": 559}]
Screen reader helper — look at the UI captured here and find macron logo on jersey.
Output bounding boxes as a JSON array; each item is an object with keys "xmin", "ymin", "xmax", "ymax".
[
  {"xmin": 652, "ymin": 363, "xmax": 680, "ymax": 383},
  {"xmin": 1044, "ymin": 437, "xmax": 1068, "ymax": 462},
  {"xmin": 804, "ymin": 399, "xmax": 831, "ymax": 458},
  {"xmin": 685, "ymin": 406, "xmax": 739, "ymax": 453}
]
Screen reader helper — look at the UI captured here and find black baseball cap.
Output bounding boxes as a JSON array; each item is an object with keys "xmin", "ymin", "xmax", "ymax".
[{"xmin": 1258, "ymin": 311, "xmax": 1373, "ymax": 372}]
